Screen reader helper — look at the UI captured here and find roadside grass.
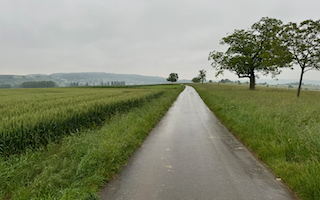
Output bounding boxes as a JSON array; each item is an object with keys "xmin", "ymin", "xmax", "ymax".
[
  {"xmin": 0, "ymin": 85, "xmax": 184, "ymax": 200},
  {"xmin": 191, "ymin": 83, "xmax": 320, "ymax": 200},
  {"xmin": 212, "ymin": 81, "xmax": 320, "ymax": 91}
]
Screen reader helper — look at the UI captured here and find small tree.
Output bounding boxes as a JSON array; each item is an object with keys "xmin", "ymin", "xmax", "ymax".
[
  {"xmin": 199, "ymin": 70, "xmax": 206, "ymax": 84},
  {"xmin": 209, "ymin": 17, "xmax": 292, "ymax": 90},
  {"xmin": 167, "ymin": 73, "xmax": 178, "ymax": 83},
  {"xmin": 192, "ymin": 77, "xmax": 201, "ymax": 83},
  {"xmin": 281, "ymin": 20, "xmax": 320, "ymax": 97},
  {"xmin": 220, "ymin": 79, "xmax": 232, "ymax": 83}
]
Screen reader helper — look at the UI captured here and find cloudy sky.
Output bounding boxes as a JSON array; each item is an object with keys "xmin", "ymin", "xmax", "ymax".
[{"xmin": 1, "ymin": 0, "xmax": 320, "ymax": 81}]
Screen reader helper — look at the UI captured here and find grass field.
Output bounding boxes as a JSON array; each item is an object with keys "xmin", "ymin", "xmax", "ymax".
[
  {"xmin": 0, "ymin": 87, "xmax": 165, "ymax": 155},
  {"xmin": 213, "ymin": 81, "xmax": 320, "ymax": 91},
  {"xmin": 192, "ymin": 83, "xmax": 320, "ymax": 200},
  {"xmin": 0, "ymin": 85, "xmax": 184, "ymax": 199}
]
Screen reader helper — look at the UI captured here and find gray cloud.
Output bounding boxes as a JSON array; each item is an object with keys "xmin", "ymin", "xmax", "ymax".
[{"xmin": 1, "ymin": 0, "xmax": 320, "ymax": 81}]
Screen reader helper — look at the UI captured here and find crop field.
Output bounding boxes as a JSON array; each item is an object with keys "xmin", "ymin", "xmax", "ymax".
[
  {"xmin": 192, "ymin": 83, "xmax": 320, "ymax": 200},
  {"xmin": 0, "ymin": 85, "xmax": 184, "ymax": 199},
  {"xmin": 0, "ymin": 87, "xmax": 168, "ymax": 156}
]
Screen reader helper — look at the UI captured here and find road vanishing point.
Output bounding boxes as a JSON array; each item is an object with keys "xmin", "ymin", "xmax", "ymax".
[{"xmin": 100, "ymin": 85, "xmax": 298, "ymax": 200}]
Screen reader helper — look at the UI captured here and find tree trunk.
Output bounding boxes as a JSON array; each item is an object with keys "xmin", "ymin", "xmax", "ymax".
[
  {"xmin": 249, "ymin": 71, "xmax": 255, "ymax": 90},
  {"xmin": 297, "ymin": 67, "xmax": 305, "ymax": 97}
]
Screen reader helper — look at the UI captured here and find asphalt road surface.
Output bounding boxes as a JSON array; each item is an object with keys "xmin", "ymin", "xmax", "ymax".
[{"xmin": 100, "ymin": 86, "xmax": 297, "ymax": 200}]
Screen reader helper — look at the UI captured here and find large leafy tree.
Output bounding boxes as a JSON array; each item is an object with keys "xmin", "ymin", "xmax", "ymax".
[
  {"xmin": 281, "ymin": 20, "xmax": 320, "ymax": 97},
  {"xmin": 208, "ymin": 17, "xmax": 292, "ymax": 90},
  {"xmin": 167, "ymin": 73, "xmax": 179, "ymax": 83}
]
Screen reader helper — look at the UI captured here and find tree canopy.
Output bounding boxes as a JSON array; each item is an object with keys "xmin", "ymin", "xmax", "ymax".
[
  {"xmin": 281, "ymin": 19, "xmax": 320, "ymax": 97},
  {"xmin": 167, "ymin": 73, "xmax": 179, "ymax": 83},
  {"xmin": 208, "ymin": 17, "xmax": 292, "ymax": 90},
  {"xmin": 21, "ymin": 81, "xmax": 56, "ymax": 88},
  {"xmin": 199, "ymin": 70, "xmax": 206, "ymax": 84},
  {"xmin": 192, "ymin": 77, "xmax": 201, "ymax": 83}
]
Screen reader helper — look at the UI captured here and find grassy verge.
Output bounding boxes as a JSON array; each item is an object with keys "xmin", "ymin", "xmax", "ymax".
[
  {"xmin": 191, "ymin": 83, "xmax": 320, "ymax": 200},
  {"xmin": 0, "ymin": 85, "xmax": 184, "ymax": 200}
]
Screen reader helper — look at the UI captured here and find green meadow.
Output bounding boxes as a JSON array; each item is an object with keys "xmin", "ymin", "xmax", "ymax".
[
  {"xmin": 0, "ymin": 85, "xmax": 184, "ymax": 199},
  {"xmin": 192, "ymin": 83, "xmax": 320, "ymax": 200}
]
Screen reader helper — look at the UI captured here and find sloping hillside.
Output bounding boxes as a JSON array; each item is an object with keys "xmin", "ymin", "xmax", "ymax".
[
  {"xmin": 49, "ymin": 72, "xmax": 168, "ymax": 86},
  {"xmin": 1, "ymin": 72, "xmax": 189, "ymax": 88}
]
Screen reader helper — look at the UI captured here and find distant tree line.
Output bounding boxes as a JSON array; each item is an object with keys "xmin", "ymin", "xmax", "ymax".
[
  {"xmin": 99, "ymin": 81, "xmax": 126, "ymax": 86},
  {"xmin": 21, "ymin": 81, "xmax": 56, "ymax": 88},
  {"xmin": 70, "ymin": 81, "xmax": 126, "ymax": 87},
  {"xmin": 219, "ymin": 79, "xmax": 232, "ymax": 83},
  {"xmin": 107, "ymin": 81, "xmax": 125, "ymax": 86},
  {"xmin": 288, "ymin": 82, "xmax": 304, "ymax": 85},
  {"xmin": 0, "ymin": 84, "xmax": 11, "ymax": 89},
  {"xmin": 0, "ymin": 75, "xmax": 14, "ymax": 79},
  {"xmin": 70, "ymin": 82, "xmax": 80, "ymax": 87}
]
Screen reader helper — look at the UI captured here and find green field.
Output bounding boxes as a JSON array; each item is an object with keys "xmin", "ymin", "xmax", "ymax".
[
  {"xmin": 192, "ymin": 83, "xmax": 320, "ymax": 200},
  {"xmin": 0, "ymin": 85, "xmax": 184, "ymax": 199},
  {"xmin": 0, "ymin": 87, "xmax": 166, "ymax": 155}
]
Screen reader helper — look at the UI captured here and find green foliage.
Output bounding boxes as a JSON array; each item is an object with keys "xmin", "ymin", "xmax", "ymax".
[
  {"xmin": 0, "ymin": 84, "xmax": 11, "ymax": 89},
  {"xmin": 0, "ymin": 87, "xmax": 164, "ymax": 155},
  {"xmin": 166, "ymin": 73, "xmax": 179, "ymax": 83},
  {"xmin": 192, "ymin": 77, "xmax": 201, "ymax": 83},
  {"xmin": 198, "ymin": 70, "xmax": 206, "ymax": 84},
  {"xmin": 21, "ymin": 81, "xmax": 56, "ymax": 88},
  {"xmin": 219, "ymin": 79, "xmax": 232, "ymax": 83},
  {"xmin": 208, "ymin": 17, "xmax": 292, "ymax": 90},
  {"xmin": 0, "ymin": 85, "xmax": 184, "ymax": 199},
  {"xmin": 281, "ymin": 19, "xmax": 320, "ymax": 97},
  {"xmin": 191, "ymin": 70, "xmax": 206, "ymax": 83},
  {"xmin": 0, "ymin": 75, "xmax": 53, "ymax": 88},
  {"xmin": 192, "ymin": 83, "xmax": 320, "ymax": 200}
]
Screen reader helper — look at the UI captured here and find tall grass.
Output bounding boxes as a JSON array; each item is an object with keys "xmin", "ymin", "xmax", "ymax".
[
  {"xmin": 0, "ymin": 85, "xmax": 184, "ymax": 199},
  {"xmin": 192, "ymin": 83, "xmax": 320, "ymax": 200},
  {"xmin": 0, "ymin": 87, "xmax": 164, "ymax": 155}
]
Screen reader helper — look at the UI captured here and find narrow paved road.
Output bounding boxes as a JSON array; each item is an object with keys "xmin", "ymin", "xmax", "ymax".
[{"xmin": 100, "ymin": 86, "xmax": 297, "ymax": 200}]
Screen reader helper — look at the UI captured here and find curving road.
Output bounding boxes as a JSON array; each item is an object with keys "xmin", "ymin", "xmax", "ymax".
[{"xmin": 100, "ymin": 86, "xmax": 297, "ymax": 200}]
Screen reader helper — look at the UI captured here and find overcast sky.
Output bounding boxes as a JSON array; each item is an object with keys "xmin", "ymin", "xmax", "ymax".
[{"xmin": 1, "ymin": 0, "xmax": 320, "ymax": 81}]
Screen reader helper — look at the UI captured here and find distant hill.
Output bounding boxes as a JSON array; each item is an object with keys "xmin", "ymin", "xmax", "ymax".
[
  {"xmin": 49, "ymin": 72, "xmax": 168, "ymax": 86},
  {"xmin": 0, "ymin": 72, "xmax": 190, "ymax": 88},
  {"xmin": 0, "ymin": 75, "xmax": 53, "ymax": 88}
]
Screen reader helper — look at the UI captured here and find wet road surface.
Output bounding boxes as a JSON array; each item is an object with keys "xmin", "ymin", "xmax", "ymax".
[{"xmin": 100, "ymin": 86, "xmax": 297, "ymax": 200}]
